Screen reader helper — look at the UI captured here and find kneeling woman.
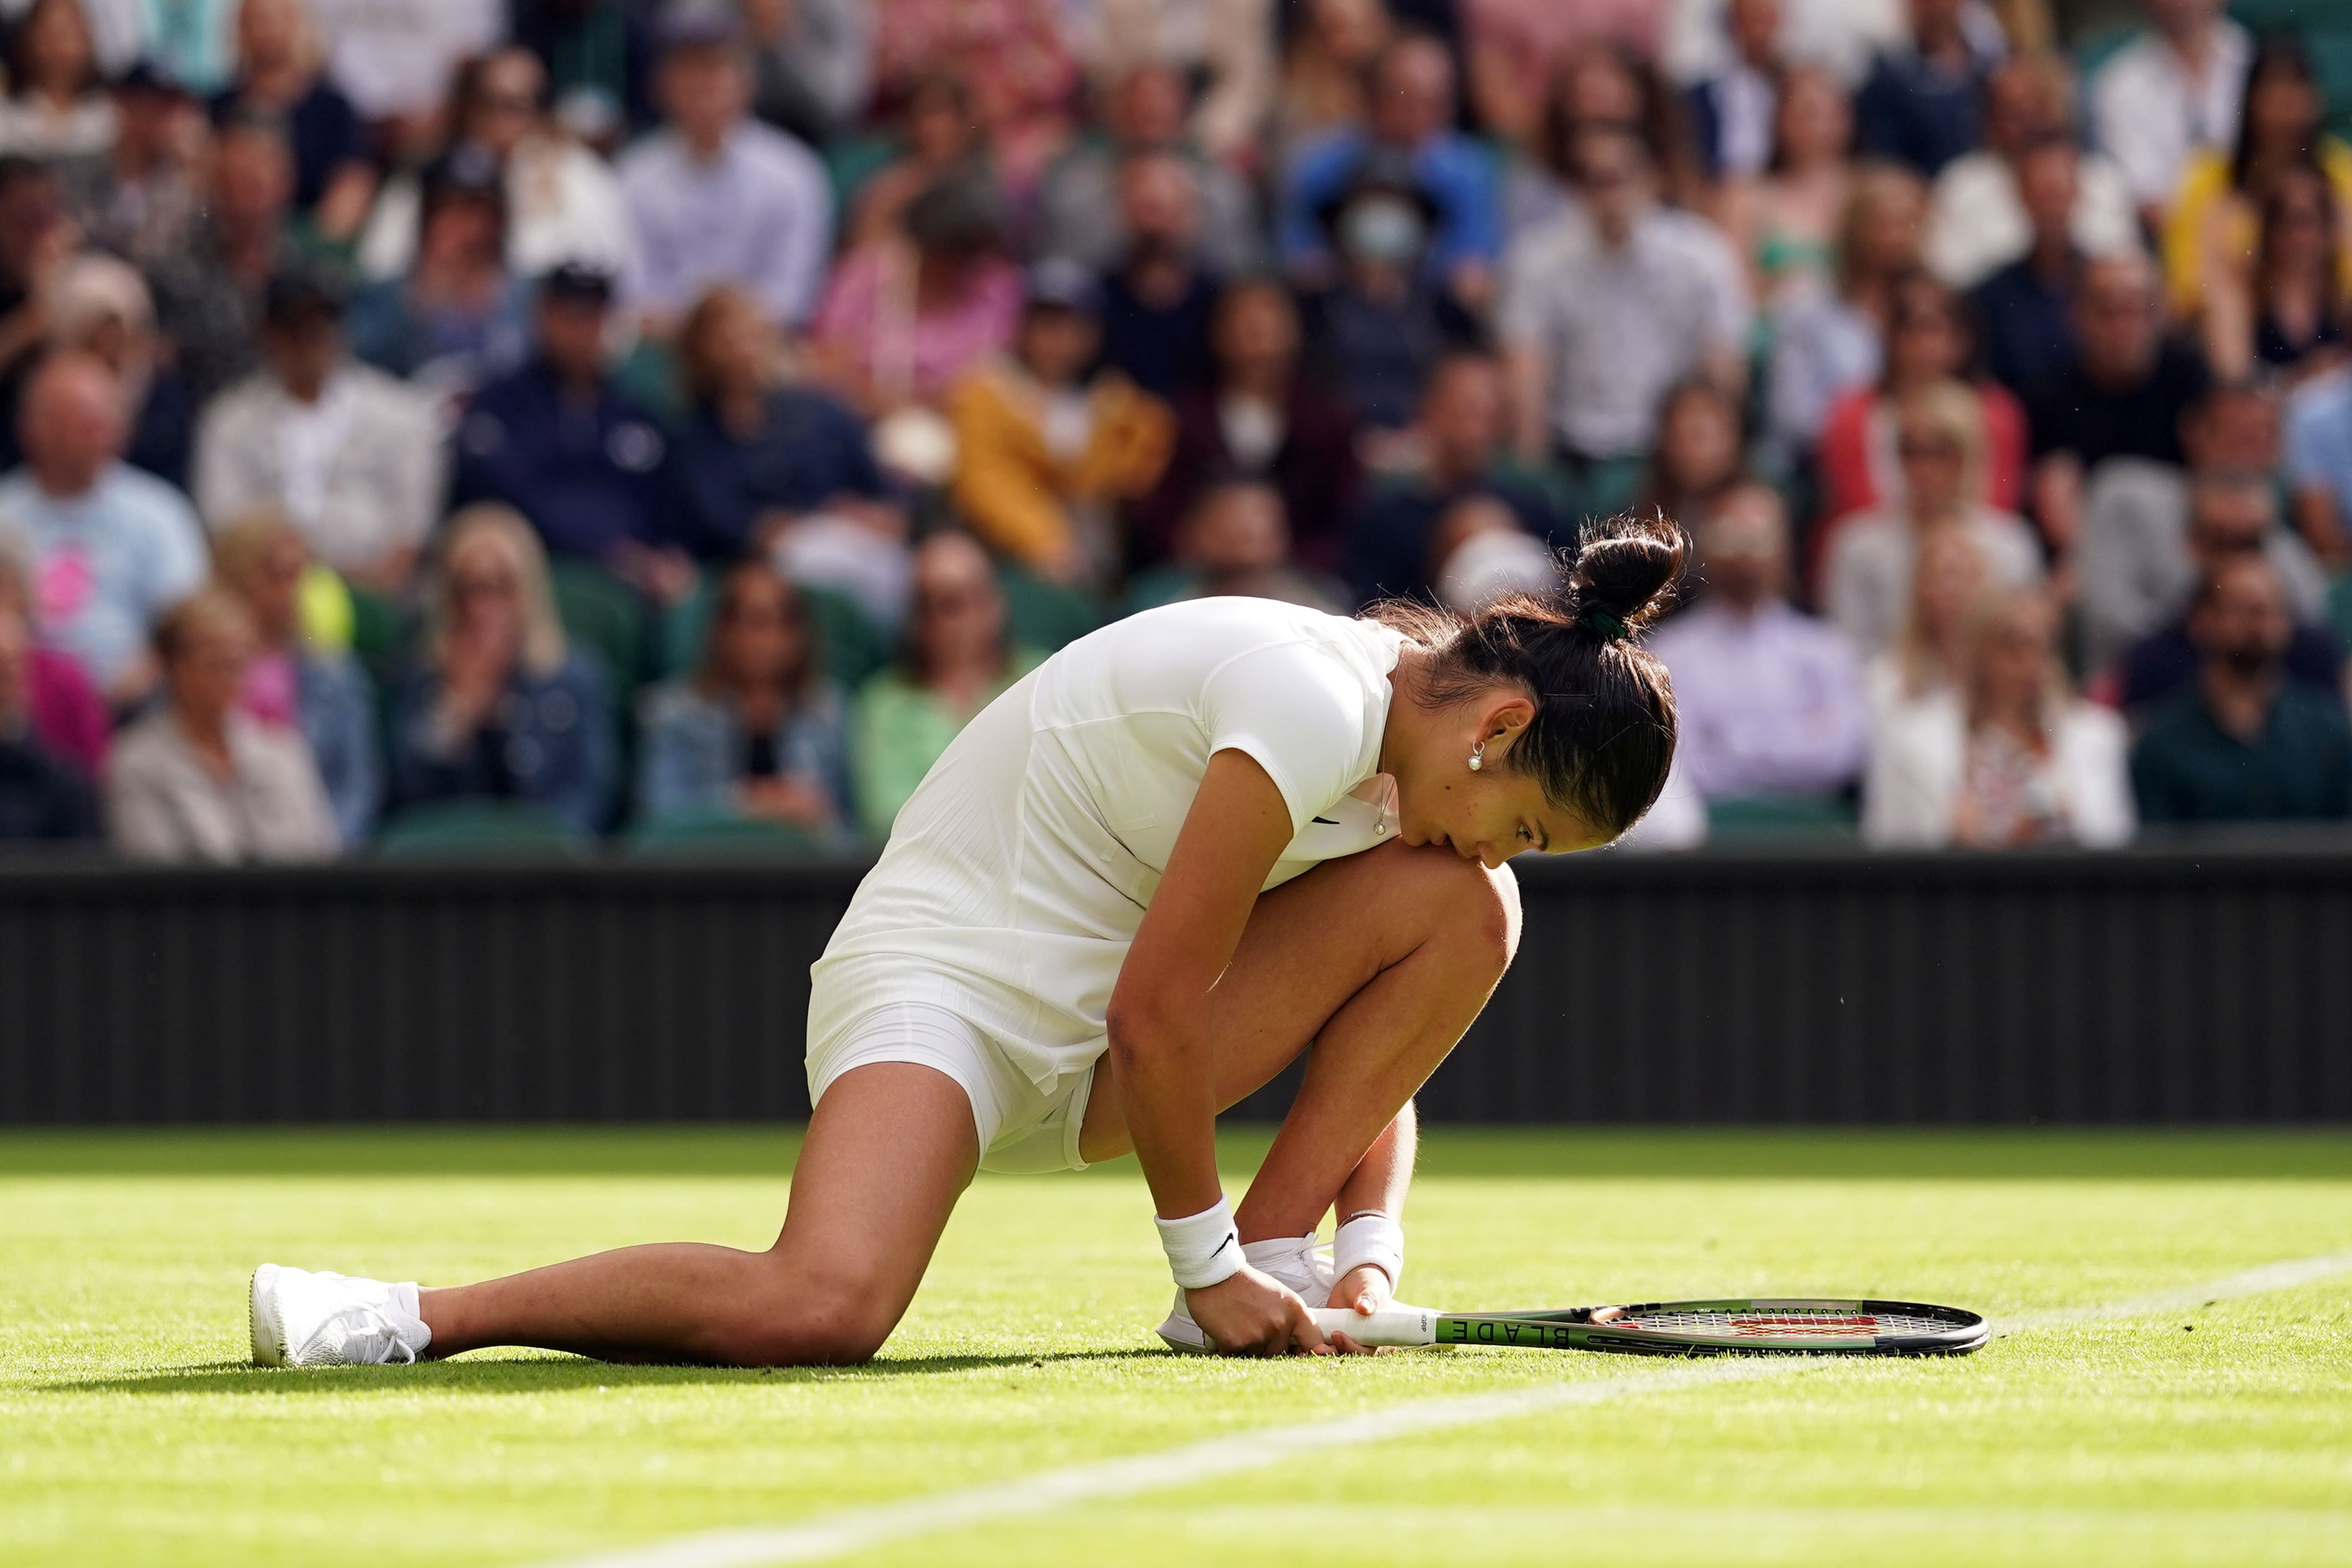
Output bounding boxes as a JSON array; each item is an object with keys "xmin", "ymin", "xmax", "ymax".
[{"xmin": 251, "ymin": 516, "xmax": 1685, "ymax": 1365}]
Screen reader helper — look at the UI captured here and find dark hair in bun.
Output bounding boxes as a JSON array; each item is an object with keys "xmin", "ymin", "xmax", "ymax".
[{"xmin": 1377, "ymin": 512, "xmax": 1686, "ymax": 840}]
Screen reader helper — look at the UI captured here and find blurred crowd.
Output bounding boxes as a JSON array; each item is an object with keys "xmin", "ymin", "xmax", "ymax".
[{"xmin": 2, "ymin": 0, "xmax": 2351, "ymax": 861}]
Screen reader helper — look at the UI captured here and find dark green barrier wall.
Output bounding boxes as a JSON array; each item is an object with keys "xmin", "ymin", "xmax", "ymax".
[{"xmin": 2, "ymin": 844, "xmax": 2346, "ymax": 1124}]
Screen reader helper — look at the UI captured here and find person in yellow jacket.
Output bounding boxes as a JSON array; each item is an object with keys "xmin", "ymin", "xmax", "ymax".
[
  {"xmin": 948, "ymin": 259, "xmax": 1176, "ymax": 586},
  {"xmin": 2161, "ymin": 39, "xmax": 2352, "ymax": 330}
]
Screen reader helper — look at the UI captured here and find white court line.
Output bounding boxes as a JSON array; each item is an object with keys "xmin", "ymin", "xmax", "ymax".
[{"xmin": 533, "ymin": 1249, "xmax": 2352, "ymax": 1568}]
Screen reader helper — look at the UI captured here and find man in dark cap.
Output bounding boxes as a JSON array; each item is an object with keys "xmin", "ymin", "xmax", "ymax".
[
  {"xmin": 191, "ymin": 265, "xmax": 441, "ymax": 593},
  {"xmin": 452, "ymin": 261, "xmax": 693, "ymax": 602},
  {"xmin": 616, "ymin": 2, "xmax": 832, "ymax": 335}
]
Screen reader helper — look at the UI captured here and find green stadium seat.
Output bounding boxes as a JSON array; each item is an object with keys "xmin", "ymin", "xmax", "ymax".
[
  {"xmin": 374, "ymin": 800, "xmax": 588, "ymax": 859},
  {"xmin": 2326, "ymin": 573, "xmax": 2352, "ymax": 654},
  {"xmin": 624, "ymin": 811, "xmax": 827, "ymax": 858},
  {"xmin": 548, "ymin": 558, "xmax": 648, "ymax": 690},
  {"xmin": 997, "ymin": 561, "xmax": 1104, "ymax": 651}
]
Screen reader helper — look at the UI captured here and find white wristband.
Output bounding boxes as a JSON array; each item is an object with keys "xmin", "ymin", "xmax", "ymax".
[
  {"xmin": 1334, "ymin": 1211, "xmax": 1404, "ymax": 1291},
  {"xmin": 1154, "ymin": 1196, "xmax": 1243, "ymax": 1289}
]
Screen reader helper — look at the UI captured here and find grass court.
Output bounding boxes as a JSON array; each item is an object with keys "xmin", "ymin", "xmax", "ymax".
[{"xmin": 4, "ymin": 1127, "xmax": 2349, "ymax": 1567}]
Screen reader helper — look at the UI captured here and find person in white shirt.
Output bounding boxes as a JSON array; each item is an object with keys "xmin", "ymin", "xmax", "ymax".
[
  {"xmin": 2090, "ymin": 0, "xmax": 2252, "ymax": 223},
  {"xmin": 1926, "ymin": 51, "xmax": 2141, "ymax": 289},
  {"xmin": 1501, "ymin": 123, "xmax": 1750, "ymax": 468},
  {"xmin": 307, "ymin": 0, "xmax": 502, "ymax": 128},
  {"xmin": 247, "ymin": 517, "xmax": 1694, "ymax": 1369},
  {"xmin": 617, "ymin": 8, "xmax": 834, "ymax": 335},
  {"xmin": 1825, "ymin": 379, "xmax": 2046, "ymax": 657},
  {"xmin": 1865, "ymin": 586, "xmax": 2135, "ymax": 847}
]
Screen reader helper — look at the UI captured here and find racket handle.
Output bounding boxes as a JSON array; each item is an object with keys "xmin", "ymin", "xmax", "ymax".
[{"xmin": 1307, "ymin": 1304, "xmax": 1439, "ymax": 1347}]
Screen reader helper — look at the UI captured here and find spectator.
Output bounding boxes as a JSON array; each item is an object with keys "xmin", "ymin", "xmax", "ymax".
[
  {"xmin": 2160, "ymin": 37, "xmax": 2351, "ymax": 331},
  {"xmin": 1095, "ymin": 150, "xmax": 1224, "ymax": 399},
  {"xmin": 210, "ymin": 510, "xmax": 379, "ymax": 847},
  {"xmin": 106, "ymin": 588, "xmax": 338, "ymax": 862},
  {"xmin": 345, "ymin": 146, "xmax": 530, "ymax": 397},
  {"xmin": 29, "ymin": 251, "xmax": 195, "ymax": 490},
  {"xmin": 2131, "ymin": 551, "xmax": 2352, "ymax": 824},
  {"xmin": 0, "ymin": 158, "xmax": 71, "ymax": 395},
  {"xmin": 637, "ymin": 557, "xmax": 852, "ymax": 838},
  {"xmin": 1276, "ymin": 0, "xmax": 1391, "ymax": 154},
  {"xmin": 1825, "ymin": 379, "xmax": 2044, "ymax": 658},
  {"xmin": 2203, "ymin": 166, "xmax": 2348, "ymax": 386},
  {"xmin": 390, "ymin": 504, "xmax": 616, "ymax": 837},
  {"xmin": 1970, "ymin": 132, "xmax": 2092, "ymax": 399},
  {"xmin": 144, "ymin": 109, "xmax": 315, "ymax": 402},
  {"xmin": 1280, "ymin": 32, "xmax": 1501, "ymax": 310},
  {"xmin": 193, "ymin": 269, "xmax": 439, "ymax": 594},
  {"xmin": 70, "ymin": 60, "xmax": 208, "ymax": 270},
  {"xmin": 1714, "ymin": 62, "xmax": 1853, "ymax": 312},
  {"xmin": 1763, "ymin": 162, "xmax": 1928, "ymax": 466},
  {"xmin": 668, "ymin": 286, "xmax": 902, "ymax": 626},
  {"xmin": 948, "ymin": 261, "xmax": 1174, "ymax": 587},
  {"xmin": 744, "ymin": 0, "xmax": 873, "ymax": 145},
  {"xmin": 1470, "ymin": 2, "xmax": 1672, "ymax": 159},
  {"xmin": 2113, "ymin": 469, "xmax": 2339, "ymax": 713},
  {"xmin": 1501, "ymin": 124, "xmax": 1749, "ymax": 507},
  {"xmin": 1348, "ymin": 351, "xmax": 1562, "ymax": 606},
  {"xmin": 1083, "ymin": 0, "xmax": 1276, "ymax": 168},
  {"xmin": 1036, "ymin": 62, "xmax": 1263, "ymax": 280},
  {"xmin": 453, "ymin": 262, "xmax": 688, "ymax": 603},
  {"xmin": 2090, "ymin": 0, "xmax": 2252, "ymax": 226},
  {"xmin": 207, "ymin": 0, "xmax": 372, "ymax": 242},
  {"xmin": 1682, "ymin": 0, "xmax": 1785, "ymax": 185},
  {"xmin": 1648, "ymin": 481, "xmax": 1870, "ymax": 813},
  {"xmin": 850, "ymin": 530, "xmax": 1036, "ymax": 831},
  {"xmin": 0, "ymin": 519, "xmax": 106, "ymax": 778},
  {"xmin": 1129, "ymin": 475, "xmax": 1347, "ymax": 612},
  {"xmin": 0, "ymin": 584, "xmax": 96, "ymax": 842},
  {"xmin": 356, "ymin": 47, "xmax": 634, "ymax": 285},
  {"xmin": 0, "ymin": 0, "xmax": 116, "ymax": 163},
  {"xmin": 2287, "ymin": 362, "xmax": 2352, "ymax": 566},
  {"xmin": 307, "ymin": 0, "xmax": 502, "ymax": 134},
  {"xmin": 2080, "ymin": 388, "xmax": 2327, "ymax": 671},
  {"xmin": 809, "ymin": 171, "xmax": 1022, "ymax": 423},
  {"xmin": 843, "ymin": 73, "xmax": 992, "ymax": 252},
  {"xmin": 1864, "ymin": 522, "xmax": 1990, "ymax": 720},
  {"xmin": 1813, "ymin": 272, "xmax": 2028, "ymax": 538},
  {"xmin": 617, "ymin": 7, "xmax": 834, "ymax": 335},
  {"xmin": 1865, "ymin": 586, "xmax": 2134, "ymax": 847},
  {"xmin": 868, "ymin": 0, "xmax": 1076, "ymax": 193},
  {"xmin": 1132, "ymin": 275, "xmax": 1360, "ymax": 573},
  {"xmin": 1853, "ymin": 0, "xmax": 2000, "ymax": 179},
  {"xmin": 1530, "ymin": 42, "xmax": 1704, "ymax": 224},
  {"xmin": 1635, "ymin": 376, "xmax": 1747, "ymax": 530},
  {"xmin": 1924, "ymin": 53, "xmax": 2139, "ymax": 290},
  {"xmin": 1299, "ymin": 158, "xmax": 1482, "ymax": 431},
  {"xmin": 1425, "ymin": 491, "xmax": 1559, "ymax": 613},
  {"xmin": 2026, "ymin": 252, "xmax": 2211, "ymax": 553},
  {"xmin": 0, "ymin": 350, "xmax": 205, "ymax": 706}
]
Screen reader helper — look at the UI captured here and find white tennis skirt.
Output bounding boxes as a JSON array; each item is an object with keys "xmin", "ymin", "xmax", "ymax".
[{"xmin": 805, "ymin": 998, "xmax": 1096, "ymax": 1174}]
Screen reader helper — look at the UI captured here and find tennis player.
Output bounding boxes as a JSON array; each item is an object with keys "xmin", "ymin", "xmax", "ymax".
[{"xmin": 249, "ymin": 515, "xmax": 1685, "ymax": 1367}]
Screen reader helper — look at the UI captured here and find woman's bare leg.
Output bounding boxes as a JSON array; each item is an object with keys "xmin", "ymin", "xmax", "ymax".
[
  {"xmin": 1078, "ymin": 839, "xmax": 1520, "ymax": 1241},
  {"xmin": 418, "ymin": 1063, "xmax": 978, "ymax": 1365}
]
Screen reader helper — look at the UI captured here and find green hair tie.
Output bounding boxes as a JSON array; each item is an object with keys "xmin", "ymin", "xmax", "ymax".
[{"xmin": 1586, "ymin": 612, "xmax": 1629, "ymax": 642}]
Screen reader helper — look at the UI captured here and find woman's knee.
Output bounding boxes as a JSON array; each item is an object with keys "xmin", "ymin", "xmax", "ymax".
[
  {"xmin": 1410, "ymin": 850, "xmax": 1520, "ymax": 978},
  {"xmin": 713, "ymin": 1257, "xmax": 908, "ymax": 1366}
]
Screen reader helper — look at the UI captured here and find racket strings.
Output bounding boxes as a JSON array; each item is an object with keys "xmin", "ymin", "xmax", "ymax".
[{"xmin": 1615, "ymin": 1308, "xmax": 1955, "ymax": 1340}]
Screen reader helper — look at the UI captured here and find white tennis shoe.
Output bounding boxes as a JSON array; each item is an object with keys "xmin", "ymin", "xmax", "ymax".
[
  {"xmin": 250, "ymin": 1264, "xmax": 433, "ymax": 1367},
  {"xmin": 1154, "ymin": 1232, "xmax": 1336, "ymax": 1353}
]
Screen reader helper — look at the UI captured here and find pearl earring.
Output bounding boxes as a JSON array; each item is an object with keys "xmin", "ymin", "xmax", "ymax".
[{"xmin": 1468, "ymin": 740, "xmax": 1486, "ymax": 772}]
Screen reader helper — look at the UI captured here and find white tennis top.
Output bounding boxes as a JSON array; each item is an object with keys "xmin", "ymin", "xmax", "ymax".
[{"xmin": 809, "ymin": 597, "xmax": 1411, "ymax": 1089}]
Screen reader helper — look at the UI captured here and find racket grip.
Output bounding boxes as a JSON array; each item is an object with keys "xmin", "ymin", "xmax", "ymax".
[{"xmin": 1307, "ymin": 1304, "xmax": 1439, "ymax": 1347}]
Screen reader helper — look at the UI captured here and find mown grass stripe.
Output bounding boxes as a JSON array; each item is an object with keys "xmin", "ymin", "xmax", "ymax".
[{"xmin": 534, "ymin": 1248, "xmax": 2352, "ymax": 1568}]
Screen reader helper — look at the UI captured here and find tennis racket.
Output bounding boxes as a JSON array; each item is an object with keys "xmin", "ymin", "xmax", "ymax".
[{"xmin": 1307, "ymin": 1298, "xmax": 1988, "ymax": 1356}]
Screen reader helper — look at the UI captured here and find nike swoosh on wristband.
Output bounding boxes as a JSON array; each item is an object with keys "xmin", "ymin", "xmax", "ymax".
[{"xmin": 525, "ymin": 1248, "xmax": 2352, "ymax": 1568}]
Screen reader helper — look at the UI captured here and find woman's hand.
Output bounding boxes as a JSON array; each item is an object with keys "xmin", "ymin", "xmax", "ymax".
[{"xmin": 1185, "ymin": 1266, "xmax": 1339, "ymax": 1357}]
